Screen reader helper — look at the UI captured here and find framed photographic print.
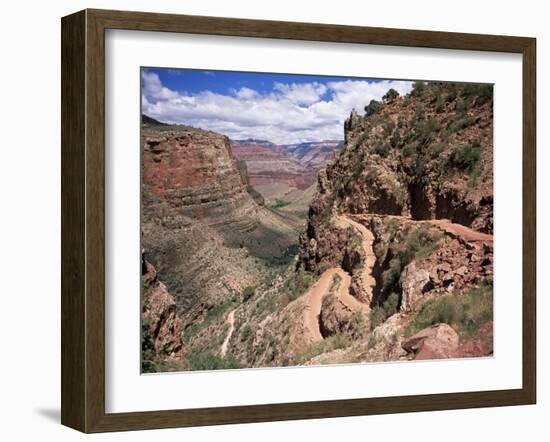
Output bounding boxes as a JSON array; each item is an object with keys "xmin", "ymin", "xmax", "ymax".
[{"xmin": 61, "ymin": 9, "xmax": 536, "ymax": 433}]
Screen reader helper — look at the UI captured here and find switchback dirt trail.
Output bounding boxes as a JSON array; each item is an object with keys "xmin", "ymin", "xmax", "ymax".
[
  {"xmin": 301, "ymin": 213, "xmax": 493, "ymax": 344},
  {"xmin": 220, "ymin": 310, "xmax": 235, "ymax": 357},
  {"xmin": 349, "ymin": 214, "xmax": 493, "ymax": 246},
  {"xmin": 335, "ymin": 215, "xmax": 377, "ymax": 302},
  {"xmin": 303, "ymin": 214, "xmax": 375, "ymax": 343}
]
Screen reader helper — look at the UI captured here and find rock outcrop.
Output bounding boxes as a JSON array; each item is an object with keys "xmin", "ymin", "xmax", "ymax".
[
  {"xmin": 288, "ymin": 83, "xmax": 494, "ymax": 365},
  {"xmin": 402, "ymin": 323, "xmax": 459, "ymax": 360},
  {"xmin": 300, "ymin": 83, "xmax": 493, "ymax": 254},
  {"xmin": 143, "ymin": 127, "xmax": 261, "ymax": 233},
  {"xmin": 141, "ymin": 122, "xmax": 301, "ymax": 345},
  {"xmin": 141, "ymin": 260, "xmax": 184, "ymax": 371}
]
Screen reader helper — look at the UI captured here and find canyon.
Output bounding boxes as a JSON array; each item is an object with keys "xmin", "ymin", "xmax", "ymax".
[
  {"xmin": 230, "ymin": 138, "xmax": 342, "ymax": 211},
  {"xmin": 141, "ymin": 81, "xmax": 494, "ymax": 371}
]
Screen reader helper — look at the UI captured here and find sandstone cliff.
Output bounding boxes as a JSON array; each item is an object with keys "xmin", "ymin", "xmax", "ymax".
[{"xmin": 141, "ymin": 120, "xmax": 300, "ymax": 335}]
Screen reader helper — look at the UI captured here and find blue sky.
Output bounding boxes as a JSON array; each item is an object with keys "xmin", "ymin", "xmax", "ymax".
[{"xmin": 141, "ymin": 68, "xmax": 413, "ymax": 144}]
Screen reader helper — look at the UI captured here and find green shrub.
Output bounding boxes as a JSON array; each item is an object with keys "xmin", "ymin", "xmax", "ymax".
[
  {"xmin": 240, "ymin": 324, "xmax": 253, "ymax": 343},
  {"xmin": 381, "ymin": 256, "xmax": 403, "ymax": 293},
  {"xmin": 449, "ymin": 140, "xmax": 481, "ymax": 172},
  {"xmin": 475, "ymin": 84, "xmax": 493, "ymax": 106},
  {"xmin": 448, "ymin": 117, "xmax": 477, "ymax": 133},
  {"xmin": 383, "ymin": 121, "xmax": 396, "ymax": 137},
  {"xmin": 355, "ymin": 131, "xmax": 369, "ymax": 148},
  {"xmin": 270, "ymin": 199, "xmax": 290, "ymax": 209},
  {"xmin": 383, "ymin": 88, "xmax": 400, "ymax": 102},
  {"xmin": 429, "ymin": 142, "xmax": 446, "ymax": 158},
  {"xmin": 365, "ymin": 99, "xmax": 383, "ymax": 115},
  {"xmin": 373, "ymin": 242, "xmax": 386, "ymax": 261},
  {"xmin": 462, "ymin": 83, "xmax": 491, "ymax": 102},
  {"xmin": 416, "ymin": 117, "xmax": 441, "ymax": 145},
  {"xmin": 405, "ymin": 280, "xmax": 493, "ymax": 337},
  {"xmin": 402, "ymin": 143, "xmax": 415, "ymax": 158},
  {"xmin": 141, "ymin": 314, "xmax": 180, "ymax": 373},
  {"xmin": 455, "ymin": 99, "xmax": 467, "ymax": 113},
  {"xmin": 411, "ymin": 81, "xmax": 426, "ymax": 97},
  {"xmin": 390, "ymin": 130, "xmax": 401, "ymax": 148},
  {"xmin": 380, "ymin": 225, "xmax": 442, "ymax": 296},
  {"xmin": 348, "ymin": 311, "xmax": 368, "ymax": 339},
  {"xmin": 369, "ymin": 306, "xmax": 386, "ymax": 330},
  {"xmin": 141, "ymin": 317, "xmax": 157, "ymax": 373},
  {"xmin": 383, "ymin": 292, "xmax": 400, "ymax": 317},
  {"xmin": 369, "ymin": 291, "xmax": 400, "ymax": 330},
  {"xmin": 373, "ymin": 142, "xmax": 391, "ymax": 157},
  {"xmin": 299, "ymin": 333, "xmax": 352, "ymax": 363},
  {"xmin": 283, "ymin": 269, "xmax": 316, "ymax": 302},
  {"xmin": 183, "ymin": 296, "xmax": 239, "ymax": 340},
  {"xmin": 435, "ymin": 95, "xmax": 445, "ymax": 113},
  {"xmin": 414, "ymin": 106, "xmax": 425, "ymax": 120},
  {"xmin": 186, "ymin": 350, "xmax": 241, "ymax": 371},
  {"xmin": 446, "ymin": 87, "xmax": 458, "ymax": 103},
  {"xmin": 242, "ymin": 286, "xmax": 256, "ymax": 301}
]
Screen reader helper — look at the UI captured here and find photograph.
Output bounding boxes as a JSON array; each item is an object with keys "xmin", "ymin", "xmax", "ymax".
[{"xmin": 140, "ymin": 68, "xmax": 494, "ymax": 373}]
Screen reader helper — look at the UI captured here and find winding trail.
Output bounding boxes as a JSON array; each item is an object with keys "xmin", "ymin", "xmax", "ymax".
[
  {"xmin": 429, "ymin": 219, "xmax": 493, "ymax": 244},
  {"xmin": 335, "ymin": 215, "xmax": 377, "ymax": 303},
  {"xmin": 220, "ymin": 310, "xmax": 235, "ymax": 357},
  {"xmin": 303, "ymin": 214, "xmax": 375, "ymax": 343},
  {"xmin": 301, "ymin": 213, "xmax": 493, "ymax": 344},
  {"xmin": 349, "ymin": 214, "xmax": 493, "ymax": 246},
  {"xmin": 303, "ymin": 269, "xmax": 341, "ymax": 343}
]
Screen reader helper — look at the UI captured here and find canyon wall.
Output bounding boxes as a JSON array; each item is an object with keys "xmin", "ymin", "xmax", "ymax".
[{"xmin": 300, "ymin": 82, "xmax": 494, "ymax": 280}]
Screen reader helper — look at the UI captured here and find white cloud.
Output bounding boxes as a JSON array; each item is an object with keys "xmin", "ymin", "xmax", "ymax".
[
  {"xmin": 141, "ymin": 71, "xmax": 179, "ymax": 101},
  {"xmin": 141, "ymin": 72, "xmax": 413, "ymax": 144},
  {"xmin": 273, "ymin": 82, "xmax": 328, "ymax": 106},
  {"xmin": 233, "ymin": 87, "xmax": 259, "ymax": 100}
]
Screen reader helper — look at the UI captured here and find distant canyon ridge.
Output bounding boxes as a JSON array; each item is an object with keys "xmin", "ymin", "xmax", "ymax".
[{"xmin": 230, "ymin": 138, "xmax": 343, "ymax": 207}]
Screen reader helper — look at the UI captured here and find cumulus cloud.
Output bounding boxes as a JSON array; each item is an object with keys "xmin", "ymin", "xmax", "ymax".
[
  {"xmin": 141, "ymin": 71, "xmax": 179, "ymax": 101},
  {"xmin": 141, "ymin": 71, "xmax": 412, "ymax": 144},
  {"xmin": 273, "ymin": 82, "xmax": 328, "ymax": 106}
]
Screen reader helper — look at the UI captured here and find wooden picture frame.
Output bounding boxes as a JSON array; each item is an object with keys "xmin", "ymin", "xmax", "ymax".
[{"xmin": 61, "ymin": 8, "xmax": 536, "ymax": 433}]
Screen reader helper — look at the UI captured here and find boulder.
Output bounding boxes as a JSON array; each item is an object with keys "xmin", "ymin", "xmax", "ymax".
[
  {"xmin": 400, "ymin": 261, "xmax": 432, "ymax": 312},
  {"xmin": 402, "ymin": 323, "xmax": 459, "ymax": 360}
]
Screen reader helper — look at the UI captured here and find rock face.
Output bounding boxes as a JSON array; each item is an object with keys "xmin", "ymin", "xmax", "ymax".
[
  {"xmin": 301, "ymin": 83, "xmax": 493, "ymax": 244},
  {"xmin": 300, "ymin": 83, "xmax": 493, "ymax": 297},
  {"xmin": 143, "ymin": 128, "xmax": 261, "ymax": 233},
  {"xmin": 231, "ymin": 139, "xmax": 343, "ymax": 199},
  {"xmin": 141, "ymin": 260, "xmax": 184, "ymax": 369},
  {"xmin": 231, "ymin": 139, "xmax": 313, "ymax": 190},
  {"xmin": 288, "ymin": 83, "xmax": 494, "ymax": 365},
  {"xmin": 402, "ymin": 324, "xmax": 460, "ymax": 360},
  {"xmin": 141, "ymin": 122, "xmax": 300, "ymax": 334},
  {"xmin": 284, "ymin": 140, "xmax": 343, "ymax": 172},
  {"xmin": 400, "ymin": 262, "xmax": 432, "ymax": 312},
  {"xmin": 362, "ymin": 214, "xmax": 493, "ymax": 312}
]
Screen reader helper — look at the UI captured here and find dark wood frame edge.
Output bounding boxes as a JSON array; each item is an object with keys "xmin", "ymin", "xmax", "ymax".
[{"xmin": 61, "ymin": 8, "xmax": 537, "ymax": 433}]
